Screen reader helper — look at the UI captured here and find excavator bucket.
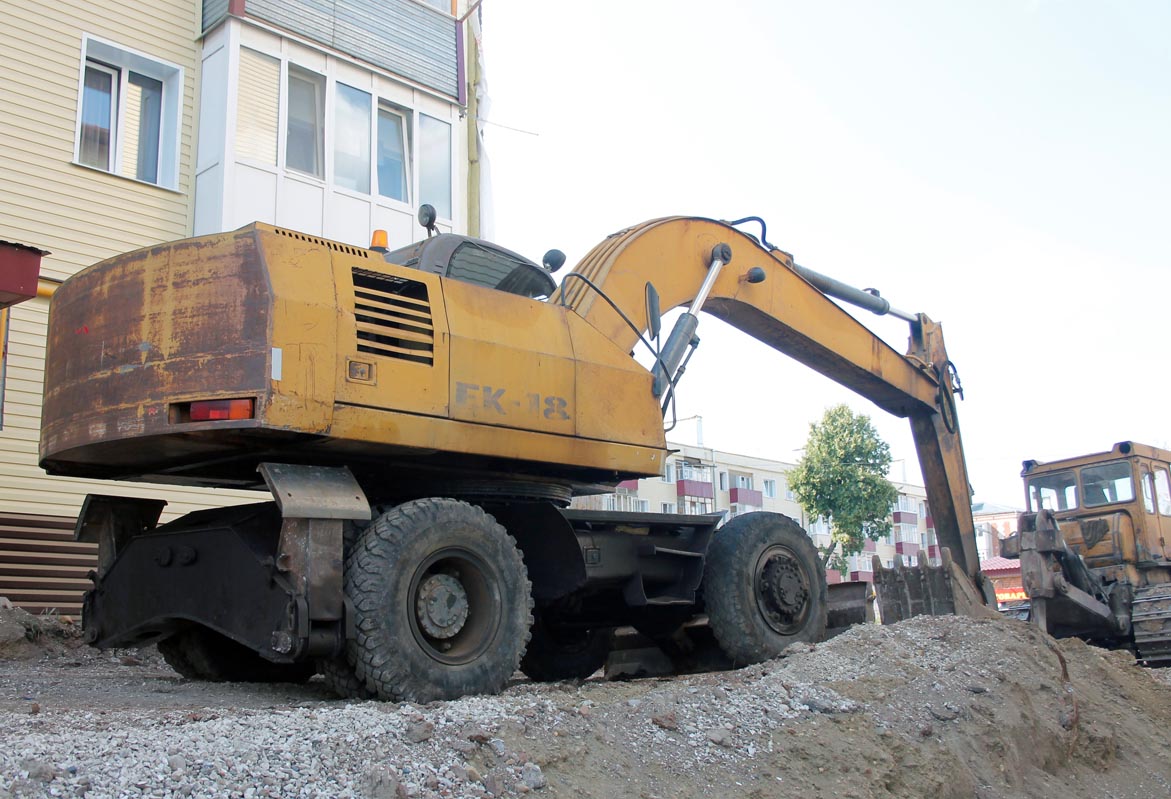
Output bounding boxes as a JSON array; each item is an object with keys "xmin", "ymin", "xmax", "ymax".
[
  {"xmin": 825, "ymin": 580, "xmax": 873, "ymax": 637},
  {"xmin": 872, "ymin": 549, "xmax": 994, "ymax": 624}
]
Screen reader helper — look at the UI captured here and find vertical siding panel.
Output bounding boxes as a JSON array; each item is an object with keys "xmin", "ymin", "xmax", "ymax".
[
  {"xmin": 203, "ymin": 0, "xmax": 231, "ymax": 33},
  {"xmin": 245, "ymin": 0, "xmax": 457, "ymax": 98}
]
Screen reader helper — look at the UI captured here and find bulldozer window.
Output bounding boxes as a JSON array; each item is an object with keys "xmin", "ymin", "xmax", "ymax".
[
  {"xmin": 1156, "ymin": 469, "xmax": 1171, "ymax": 516},
  {"xmin": 1081, "ymin": 461, "xmax": 1135, "ymax": 508},
  {"xmin": 1027, "ymin": 470, "xmax": 1078, "ymax": 512}
]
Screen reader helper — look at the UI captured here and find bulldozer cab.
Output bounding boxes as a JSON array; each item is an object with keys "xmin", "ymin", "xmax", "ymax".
[{"xmin": 1021, "ymin": 442, "xmax": 1171, "ymax": 579}]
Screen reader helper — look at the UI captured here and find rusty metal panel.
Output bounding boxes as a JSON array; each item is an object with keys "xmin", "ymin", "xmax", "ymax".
[
  {"xmin": 258, "ymin": 463, "xmax": 369, "ymax": 520},
  {"xmin": 40, "ymin": 228, "xmax": 273, "ymax": 479}
]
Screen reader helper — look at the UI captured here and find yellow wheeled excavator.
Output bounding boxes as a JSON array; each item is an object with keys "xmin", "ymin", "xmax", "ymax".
[{"xmin": 40, "ymin": 209, "xmax": 990, "ymax": 701}]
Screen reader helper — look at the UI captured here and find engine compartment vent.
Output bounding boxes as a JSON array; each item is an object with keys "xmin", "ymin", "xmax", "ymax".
[
  {"xmin": 351, "ymin": 268, "xmax": 434, "ymax": 365},
  {"xmin": 275, "ymin": 227, "xmax": 370, "ymax": 257}
]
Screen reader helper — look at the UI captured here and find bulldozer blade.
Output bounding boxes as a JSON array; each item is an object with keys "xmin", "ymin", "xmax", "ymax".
[{"xmin": 826, "ymin": 580, "xmax": 872, "ymax": 637}]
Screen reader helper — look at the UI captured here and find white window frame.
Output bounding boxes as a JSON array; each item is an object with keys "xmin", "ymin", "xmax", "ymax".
[
  {"xmin": 376, "ymin": 102, "xmax": 411, "ymax": 204},
  {"xmin": 73, "ymin": 35, "xmax": 183, "ymax": 189},
  {"xmin": 763, "ymin": 478, "xmax": 777, "ymax": 498},
  {"xmin": 285, "ymin": 64, "xmax": 326, "ymax": 179}
]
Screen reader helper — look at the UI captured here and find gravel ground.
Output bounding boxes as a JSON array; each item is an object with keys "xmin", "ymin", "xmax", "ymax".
[{"xmin": 3, "ymin": 607, "xmax": 1171, "ymax": 799}]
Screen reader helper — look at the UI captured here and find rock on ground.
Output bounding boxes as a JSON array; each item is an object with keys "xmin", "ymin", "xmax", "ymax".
[{"xmin": 2, "ymin": 606, "xmax": 1171, "ymax": 798}]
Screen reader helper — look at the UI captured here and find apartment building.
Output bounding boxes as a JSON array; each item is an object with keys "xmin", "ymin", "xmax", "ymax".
[
  {"xmin": 571, "ymin": 441, "xmax": 940, "ymax": 585},
  {"xmin": 0, "ymin": 0, "xmax": 479, "ymax": 612}
]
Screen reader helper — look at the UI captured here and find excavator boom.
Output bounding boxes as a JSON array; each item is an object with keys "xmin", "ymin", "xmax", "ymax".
[{"xmin": 565, "ymin": 217, "xmax": 980, "ymax": 581}]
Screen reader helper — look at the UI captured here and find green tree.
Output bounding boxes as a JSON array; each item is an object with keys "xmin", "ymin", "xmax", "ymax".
[{"xmin": 789, "ymin": 404, "xmax": 899, "ymax": 566}]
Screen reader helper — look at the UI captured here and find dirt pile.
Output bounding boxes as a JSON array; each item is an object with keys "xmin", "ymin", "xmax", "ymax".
[
  {"xmin": 0, "ymin": 603, "xmax": 84, "ymax": 661},
  {"xmin": 2, "ymin": 612, "xmax": 1171, "ymax": 798}
]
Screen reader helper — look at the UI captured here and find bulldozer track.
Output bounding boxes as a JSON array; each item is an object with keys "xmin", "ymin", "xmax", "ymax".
[{"xmin": 1130, "ymin": 584, "xmax": 1171, "ymax": 664}]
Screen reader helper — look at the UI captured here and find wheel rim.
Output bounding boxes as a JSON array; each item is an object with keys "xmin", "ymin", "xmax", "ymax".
[
  {"xmin": 754, "ymin": 544, "xmax": 812, "ymax": 636},
  {"xmin": 407, "ymin": 547, "xmax": 502, "ymax": 666}
]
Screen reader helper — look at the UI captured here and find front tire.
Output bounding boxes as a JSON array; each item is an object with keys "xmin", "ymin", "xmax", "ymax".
[
  {"xmin": 703, "ymin": 513, "xmax": 827, "ymax": 665},
  {"xmin": 347, "ymin": 498, "xmax": 533, "ymax": 702}
]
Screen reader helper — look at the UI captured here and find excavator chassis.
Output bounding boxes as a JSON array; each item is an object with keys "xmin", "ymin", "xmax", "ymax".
[{"xmin": 76, "ymin": 466, "xmax": 735, "ymax": 673}]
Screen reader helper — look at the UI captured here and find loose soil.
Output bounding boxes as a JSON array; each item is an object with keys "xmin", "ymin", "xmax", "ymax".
[{"xmin": 2, "ymin": 605, "xmax": 1171, "ymax": 798}]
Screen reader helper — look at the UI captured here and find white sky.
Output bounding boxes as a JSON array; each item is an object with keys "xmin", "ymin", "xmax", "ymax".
[{"xmin": 478, "ymin": 0, "xmax": 1170, "ymax": 507}]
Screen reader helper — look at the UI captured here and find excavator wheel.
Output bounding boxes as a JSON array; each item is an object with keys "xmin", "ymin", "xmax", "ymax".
[
  {"xmin": 157, "ymin": 634, "xmax": 201, "ymax": 680},
  {"xmin": 702, "ymin": 512, "xmax": 828, "ymax": 665},
  {"xmin": 318, "ymin": 655, "xmax": 376, "ymax": 700},
  {"xmin": 520, "ymin": 616, "xmax": 610, "ymax": 682},
  {"xmin": 158, "ymin": 627, "xmax": 318, "ymax": 683},
  {"xmin": 346, "ymin": 498, "xmax": 534, "ymax": 702}
]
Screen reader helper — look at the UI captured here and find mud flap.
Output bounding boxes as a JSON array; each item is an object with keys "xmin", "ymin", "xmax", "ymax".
[{"xmin": 872, "ymin": 548, "xmax": 996, "ymax": 624}]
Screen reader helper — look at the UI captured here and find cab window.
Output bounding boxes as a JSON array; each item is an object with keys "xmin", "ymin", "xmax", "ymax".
[
  {"xmin": 1027, "ymin": 470, "xmax": 1077, "ymax": 512},
  {"xmin": 1142, "ymin": 469, "xmax": 1156, "ymax": 514},
  {"xmin": 1081, "ymin": 461, "xmax": 1135, "ymax": 508},
  {"xmin": 1155, "ymin": 468, "xmax": 1171, "ymax": 516}
]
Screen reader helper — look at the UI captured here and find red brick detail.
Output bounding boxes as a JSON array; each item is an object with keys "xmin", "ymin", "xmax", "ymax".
[
  {"xmin": 893, "ymin": 511, "xmax": 916, "ymax": 525},
  {"xmin": 863, "ymin": 539, "xmax": 877, "ymax": 553},
  {"xmin": 825, "ymin": 569, "xmax": 843, "ymax": 585},
  {"xmin": 849, "ymin": 571, "xmax": 875, "ymax": 583},
  {"xmin": 895, "ymin": 541, "xmax": 920, "ymax": 557},
  {"xmin": 616, "ymin": 479, "xmax": 639, "ymax": 491}
]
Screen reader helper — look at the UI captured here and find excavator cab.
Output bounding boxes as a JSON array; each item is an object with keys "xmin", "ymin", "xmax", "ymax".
[{"xmin": 383, "ymin": 234, "xmax": 556, "ymax": 300}]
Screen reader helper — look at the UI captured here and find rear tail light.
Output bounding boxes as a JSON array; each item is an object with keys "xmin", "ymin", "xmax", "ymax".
[{"xmin": 188, "ymin": 398, "xmax": 255, "ymax": 422}]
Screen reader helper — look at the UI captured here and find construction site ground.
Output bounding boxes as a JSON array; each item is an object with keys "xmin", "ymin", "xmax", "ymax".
[{"xmin": 3, "ymin": 606, "xmax": 1171, "ymax": 799}]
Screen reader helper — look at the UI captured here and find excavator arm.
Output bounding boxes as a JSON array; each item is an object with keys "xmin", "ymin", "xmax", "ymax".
[{"xmin": 562, "ymin": 217, "xmax": 983, "ymax": 587}]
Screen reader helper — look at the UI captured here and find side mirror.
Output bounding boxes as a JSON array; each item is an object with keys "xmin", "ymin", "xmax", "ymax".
[{"xmin": 645, "ymin": 282, "xmax": 662, "ymax": 340}]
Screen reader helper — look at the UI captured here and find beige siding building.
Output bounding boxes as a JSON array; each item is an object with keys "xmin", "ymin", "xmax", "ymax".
[{"xmin": 0, "ymin": 0, "xmax": 478, "ymax": 612}]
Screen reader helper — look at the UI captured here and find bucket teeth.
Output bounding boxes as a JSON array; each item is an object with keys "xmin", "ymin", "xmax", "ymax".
[{"xmin": 872, "ymin": 553, "xmax": 956, "ymax": 624}]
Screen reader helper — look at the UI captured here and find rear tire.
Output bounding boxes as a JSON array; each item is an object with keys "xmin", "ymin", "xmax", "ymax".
[
  {"xmin": 347, "ymin": 498, "xmax": 533, "ymax": 702},
  {"xmin": 159, "ymin": 627, "xmax": 317, "ymax": 683},
  {"xmin": 703, "ymin": 513, "xmax": 827, "ymax": 665},
  {"xmin": 520, "ymin": 616, "xmax": 610, "ymax": 682},
  {"xmin": 319, "ymin": 655, "xmax": 375, "ymax": 700},
  {"xmin": 157, "ymin": 635, "xmax": 200, "ymax": 679}
]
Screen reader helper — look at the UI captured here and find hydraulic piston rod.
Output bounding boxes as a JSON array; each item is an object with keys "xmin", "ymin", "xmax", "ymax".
[{"xmin": 791, "ymin": 263, "xmax": 917, "ymax": 323}]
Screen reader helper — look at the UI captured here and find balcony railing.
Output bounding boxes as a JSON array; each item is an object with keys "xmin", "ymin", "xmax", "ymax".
[
  {"xmin": 729, "ymin": 487, "xmax": 762, "ymax": 506},
  {"xmin": 677, "ymin": 479, "xmax": 713, "ymax": 499}
]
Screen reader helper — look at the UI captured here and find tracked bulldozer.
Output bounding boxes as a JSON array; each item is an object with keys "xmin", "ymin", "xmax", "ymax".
[{"xmin": 1003, "ymin": 442, "xmax": 1171, "ymax": 663}]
